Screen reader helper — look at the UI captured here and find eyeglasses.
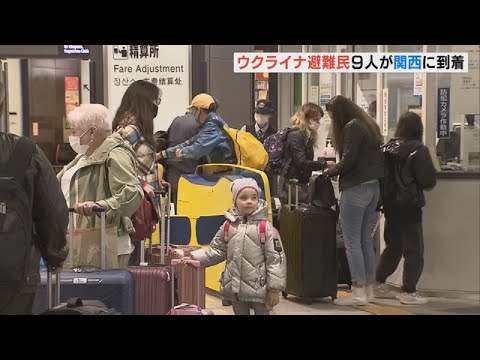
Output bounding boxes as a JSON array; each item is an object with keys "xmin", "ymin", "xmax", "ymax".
[{"xmin": 153, "ymin": 98, "xmax": 162, "ymax": 105}]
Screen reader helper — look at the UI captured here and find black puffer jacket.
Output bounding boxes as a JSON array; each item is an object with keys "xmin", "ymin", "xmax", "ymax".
[
  {"xmin": 380, "ymin": 138, "xmax": 437, "ymax": 222},
  {"xmin": 283, "ymin": 128, "xmax": 326, "ymax": 184},
  {"xmin": 0, "ymin": 133, "xmax": 68, "ymax": 287}
]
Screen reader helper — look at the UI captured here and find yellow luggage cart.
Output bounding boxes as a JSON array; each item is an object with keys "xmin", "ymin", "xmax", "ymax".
[{"xmin": 175, "ymin": 164, "xmax": 272, "ymax": 292}]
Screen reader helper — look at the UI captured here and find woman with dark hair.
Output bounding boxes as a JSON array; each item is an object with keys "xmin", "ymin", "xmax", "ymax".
[
  {"xmin": 112, "ymin": 80, "xmax": 162, "ymax": 201},
  {"xmin": 323, "ymin": 95, "xmax": 384, "ymax": 306},
  {"xmin": 112, "ymin": 80, "xmax": 162, "ymax": 265},
  {"xmin": 374, "ymin": 111, "xmax": 436, "ymax": 305}
]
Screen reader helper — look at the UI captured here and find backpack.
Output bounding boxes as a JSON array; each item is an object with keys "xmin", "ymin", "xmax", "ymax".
[
  {"xmin": 0, "ymin": 137, "xmax": 36, "ymax": 289},
  {"xmin": 44, "ymin": 297, "xmax": 121, "ymax": 315},
  {"xmin": 104, "ymin": 155, "xmax": 159, "ymax": 243},
  {"xmin": 223, "ymin": 219, "xmax": 268, "ymax": 249},
  {"xmin": 212, "ymin": 120, "xmax": 269, "ymax": 171},
  {"xmin": 381, "ymin": 141, "xmax": 423, "ymax": 207},
  {"xmin": 308, "ymin": 174, "xmax": 338, "ymax": 209},
  {"xmin": 263, "ymin": 128, "xmax": 292, "ymax": 175}
]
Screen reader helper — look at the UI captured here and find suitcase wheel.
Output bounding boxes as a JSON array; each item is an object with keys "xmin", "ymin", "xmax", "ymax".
[{"xmin": 303, "ymin": 297, "xmax": 313, "ymax": 305}]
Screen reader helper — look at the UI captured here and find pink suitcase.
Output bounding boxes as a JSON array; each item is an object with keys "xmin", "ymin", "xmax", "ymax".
[
  {"xmin": 129, "ymin": 265, "xmax": 171, "ymax": 315},
  {"xmin": 169, "ymin": 259, "xmax": 213, "ymax": 315},
  {"xmin": 145, "ymin": 244, "xmax": 206, "ymax": 308}
]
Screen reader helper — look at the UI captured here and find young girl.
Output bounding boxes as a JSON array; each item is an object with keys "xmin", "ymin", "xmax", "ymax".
[
  {"xmin": 181, "ymin": 178, "xmax": 287, "ymax": 315},
  {"xmin": 375, "ymin": 111, "xmax": 436, "ymax": 305}
]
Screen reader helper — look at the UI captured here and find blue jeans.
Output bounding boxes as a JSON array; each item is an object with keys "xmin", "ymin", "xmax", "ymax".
[{"xmin": 340, "ymin": 180, "xmax": 380, "ymax": 286}]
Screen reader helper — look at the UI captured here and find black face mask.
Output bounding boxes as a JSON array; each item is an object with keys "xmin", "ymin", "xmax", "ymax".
[{"xmin": 151, "ymin": 103, "xmax": 159, "ymax": 118}]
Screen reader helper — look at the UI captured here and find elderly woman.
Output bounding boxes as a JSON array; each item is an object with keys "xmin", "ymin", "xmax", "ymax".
[{"xmin": 57, "ymin": 104, "xmax": 144, "ymax": 268}]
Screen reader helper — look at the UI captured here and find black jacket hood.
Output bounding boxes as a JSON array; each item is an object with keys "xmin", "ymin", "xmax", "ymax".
[{"xmin": 382, "ymin": 138, "xmax": 423, "ymax": 160}]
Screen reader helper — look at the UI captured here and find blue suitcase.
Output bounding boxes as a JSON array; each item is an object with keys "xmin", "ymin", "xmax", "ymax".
[
  {"xmin": 33, "ymin": 269, "xmax": 135, "ymax": 315},
  {"xmin": 33, "ymin": 208, "xmax": 135, "ymax": 314}
]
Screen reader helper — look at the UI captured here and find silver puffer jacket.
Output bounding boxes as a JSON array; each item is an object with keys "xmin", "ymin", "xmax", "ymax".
[{"xmin": 191, "ymin": 199, "xmax": 287, "ymax": 303}]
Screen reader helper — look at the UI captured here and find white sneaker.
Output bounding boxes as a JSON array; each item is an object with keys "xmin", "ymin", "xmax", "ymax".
[
  {"xmin": 334, "ymin": 286, "xmax": 368, "ymax": 306},
  {"xmin": 374, "ymin": 283, "xmax": 399, "ymax": 299},
  {"xmin": 365, "ymin": 284, "xmax": 375, "ymax": 302},
  {"xmin": 398, "ymin": 292, "xmax": 428, "ymax": 305}
]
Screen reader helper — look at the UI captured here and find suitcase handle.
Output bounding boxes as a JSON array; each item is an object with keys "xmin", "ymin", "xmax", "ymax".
[
  {"xmin": 68, "ymin": 207, "xmax": 107, "ymax": 270},
  {"xmin": 170, "ymin": 259, "xmax": 201, "ymax": 312},
  {"xmin": 47, "ymin": 267, "xmax": 61, "ymax": 309},
  {"xmin": 154, "ymin": 182, "xmax": 171, "ymax": 265},
  {"xmin": 288, "ymin": 179, "xmax": 299, "ymax": 208}
]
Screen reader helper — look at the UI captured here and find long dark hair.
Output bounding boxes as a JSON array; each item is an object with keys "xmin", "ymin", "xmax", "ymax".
[
  {"xmin": 395, "ymin": 111, "xmax": 423, "ymax": 141},
  {"xmin": 112, "ymin": 80, "xmax": 160, "ymax": 145},
  {"xmin": 326, "ymin": 95, "xmax": 382, "ymax": 157}
]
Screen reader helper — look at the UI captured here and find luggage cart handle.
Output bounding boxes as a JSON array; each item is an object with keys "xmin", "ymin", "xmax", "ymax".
[
  {"xmin": 170, "ymin": 259, "xmax": 201, "ymax": 311},
  {"xmin": 154, "ymin": 182, "xmax": 171, "ymax": 265}
]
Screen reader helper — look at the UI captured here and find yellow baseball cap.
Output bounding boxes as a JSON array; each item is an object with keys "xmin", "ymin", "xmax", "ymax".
[{"xmin": 187, "ymin": 93, "xmax": 215, "ymax": 110}]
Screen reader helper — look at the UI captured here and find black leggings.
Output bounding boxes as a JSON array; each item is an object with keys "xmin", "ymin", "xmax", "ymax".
[{"xmin": 376, "ymin": 220, "xmax": 424, "ymax": 293}]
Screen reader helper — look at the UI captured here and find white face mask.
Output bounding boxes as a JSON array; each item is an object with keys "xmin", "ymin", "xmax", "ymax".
[
  {"xmin": 254, "ymin": 113, "xmax": 269, "ymax": 127},
  {"xmin": 308, "ymin": 122, "xmax": 320, "ymax": 131},
  {"xmin": 69, "ymin": 128, "xmax": 90, "ymax": 155}
]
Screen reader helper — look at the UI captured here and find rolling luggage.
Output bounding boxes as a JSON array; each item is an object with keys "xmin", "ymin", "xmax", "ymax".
[
  {"xmin": 145, "ymin": 244, "xmax": 206, "ymax": 308},
  {"xmin": 280, "ymin": 178, "xmax": 338, "ymax": 303},
  {"xmin": 42, "ymin": 269, "xmax": 120, "ymax": 315},
  {"xmin": 129, "ymin": 184, "xmax": 173, "ymax": 315},
  {"xmin": 33, "ymin": 208, "xmax": 135, "ymax": 314},
  {"xmin": 169, "ymin": 259, "xmax": 213, "ymax": 315}
]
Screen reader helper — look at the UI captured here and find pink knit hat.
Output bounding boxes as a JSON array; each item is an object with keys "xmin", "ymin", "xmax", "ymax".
[{"xmin": 231, "ymin": 178, "xmax": 261, "ymax": 205}]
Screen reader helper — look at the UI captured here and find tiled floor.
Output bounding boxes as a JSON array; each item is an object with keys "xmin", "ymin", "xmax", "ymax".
[{"xmin": 205, "ymin": 292, "xmax": 480, "ymax": 315}]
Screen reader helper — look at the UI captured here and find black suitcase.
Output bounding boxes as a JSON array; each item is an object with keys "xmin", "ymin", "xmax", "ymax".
[{"xmin": 280, "ymin": 179, "xmax": 338, "ymax": 303}]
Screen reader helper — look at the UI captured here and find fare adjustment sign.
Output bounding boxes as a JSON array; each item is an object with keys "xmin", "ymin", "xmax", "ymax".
[{"xmin": 106, "ymin": 45, "xmax": 190, "ymax": 132}]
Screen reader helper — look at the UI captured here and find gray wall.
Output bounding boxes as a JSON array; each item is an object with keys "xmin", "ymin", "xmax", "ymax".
[
  {"xmin": 0, "ymin": 45, "xmax": 59, "ymax": 57},
  {"xmin": 419, "ymin": 179, "xmax": 480, "ymax": 295},
  {"xmin": 192, "ymin": 45, "xmax": 253, "ymax": 129}
]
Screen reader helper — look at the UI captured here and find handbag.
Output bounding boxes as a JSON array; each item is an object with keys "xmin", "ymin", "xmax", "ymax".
[
  {"xmin": 63, "ymin": 222, "xmax": 119, "ymax": 270},
  {"xmin": 131, "ymin": 189, "xmax": 160, "ymax": 242}
]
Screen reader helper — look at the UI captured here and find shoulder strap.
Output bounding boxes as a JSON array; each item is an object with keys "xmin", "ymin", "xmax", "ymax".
[
  {"xmin": 223, "ymin": 219, "xmax": 268, "ymax": 250},
  {"xmin": 6, "ymin": 137, "xmax": 36, "ymax": 182},
  {"xmin": 258, "ymin": 220, "xmax": 267, "ymax": 245},
  {"xmin": 223, "ymin": 220, "xmax": 231, "ymax": 242},
  {"xmin": 245, "ymin": 124, "xmax": 256, "ymax": 136}
]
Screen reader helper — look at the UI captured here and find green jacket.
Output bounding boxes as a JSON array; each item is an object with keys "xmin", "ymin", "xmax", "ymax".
[{"xmin": 57, "ymin": 132, "xmax": 144, "ymax": 237}]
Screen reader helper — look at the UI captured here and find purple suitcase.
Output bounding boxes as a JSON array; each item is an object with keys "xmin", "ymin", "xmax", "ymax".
[{"xmin": 129, "ymin": 184, "xmax": 173, "ymax": 315}]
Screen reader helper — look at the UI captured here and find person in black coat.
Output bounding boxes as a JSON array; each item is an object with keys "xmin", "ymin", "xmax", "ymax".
[
  {"xmin": 242, "ymin": 99, "xmax": 278, "ymax": 195},
  {"xmin": 164, "ymin": 112, "xmax": 201, "ymax": 207},
  {"xmin": 0, "ymin": 81, "xmax": 68, "ymax": 314},
  {"xmin": 281, "ymin": 102, "xmax": 332, "ymax": 204},
  {"xmin": 241, "ymin": 99, "xmax": 277, "ymax": 143},
  {"xmin": 375, "ymin": 111, "xmax": 436, "ymax": 305}
]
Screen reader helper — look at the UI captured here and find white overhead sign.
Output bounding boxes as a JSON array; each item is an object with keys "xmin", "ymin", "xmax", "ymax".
[{"xmin": 106, "ymin": 45, "xmax": 191, "ymax": 132}]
